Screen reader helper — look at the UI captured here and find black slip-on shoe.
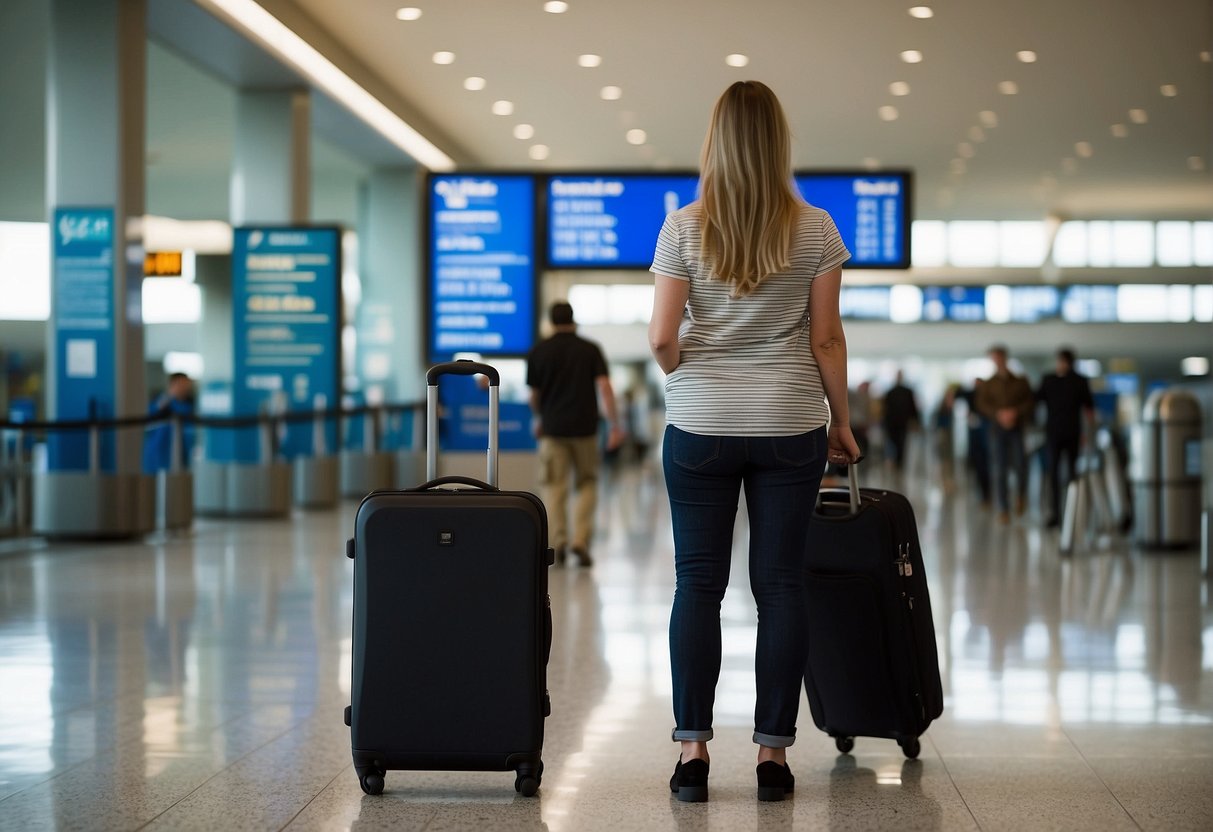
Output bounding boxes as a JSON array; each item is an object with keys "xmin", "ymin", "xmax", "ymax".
[
  {"xmin": 756, "ymin": 761, "xmax": 794, "ymax": 802},
  {"xmin": 669, "ymin": 758, "xmax": 709, "ymax": 803}
]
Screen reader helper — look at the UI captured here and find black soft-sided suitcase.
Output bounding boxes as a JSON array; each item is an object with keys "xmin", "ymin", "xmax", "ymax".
[
  {"xmin": 345, "ymin": 361, "xmax": 553, "ymax": 796},
  {"xmin": 803, "ymin": 464, "xmax": 943, "ymax": 758}
]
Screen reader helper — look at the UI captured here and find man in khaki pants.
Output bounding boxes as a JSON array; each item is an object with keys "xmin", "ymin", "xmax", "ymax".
[{"xmin": 527, "ymin": 302, "xmax": 623, "ymax": 566}]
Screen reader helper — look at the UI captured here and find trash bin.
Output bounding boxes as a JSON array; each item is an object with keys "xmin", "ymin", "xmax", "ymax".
[{"xmin": 1131, "ymin": 389, "xmax": 1202, "ymax": 549}]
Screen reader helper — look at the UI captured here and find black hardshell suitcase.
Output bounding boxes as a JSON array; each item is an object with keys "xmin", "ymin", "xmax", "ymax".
[
  {"xmin": 345, "ymin": 361, "xmax": 553, "ymax": 796},
  {"xmin": 803, "ymin": 464, "xmax": 943, "ymax": 759}
]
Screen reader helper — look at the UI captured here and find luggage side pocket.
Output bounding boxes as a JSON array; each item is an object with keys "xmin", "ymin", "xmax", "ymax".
[{"xmin": 804, "ymin": 572, "xmax": 901, "ymax": 739}]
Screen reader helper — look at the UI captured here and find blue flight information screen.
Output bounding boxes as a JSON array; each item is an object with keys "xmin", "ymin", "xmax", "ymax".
[
  {"xmin": 545, "ymin": 172, "xmax": 910, "ymax": 269},
  {"xmin": 547, "ymin": 175, "xmax": 699, "ymax": 268},
  {"xmin": 795, "ymin": 174, "xmax": 909, "ymax": 268},
  {"xmin": 429, "ymin": 175, "xmax": 536, "ymax": 359}
]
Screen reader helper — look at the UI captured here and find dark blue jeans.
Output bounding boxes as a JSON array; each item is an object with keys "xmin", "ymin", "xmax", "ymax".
[
  {"xmin": 664, "ymin": 424, "xmax": 827, "ymax": 748},
  {"xmin": 988, "ymin": 425, "xmax": 1027, "ymax": 511}
]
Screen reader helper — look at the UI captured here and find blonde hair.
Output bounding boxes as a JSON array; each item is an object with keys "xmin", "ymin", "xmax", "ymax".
[{"xmin": 699, "ymin": 81, "xmax": 801, "ymax": 297}]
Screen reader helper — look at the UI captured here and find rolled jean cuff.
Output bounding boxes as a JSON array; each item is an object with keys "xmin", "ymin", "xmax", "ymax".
[
  {"xmin": 672, "ymin": 728, "xmax": 714, "ymax": 742},
  {"xmin": 753, "ymin": 731, "xmax": 795, "ymax": 748}
]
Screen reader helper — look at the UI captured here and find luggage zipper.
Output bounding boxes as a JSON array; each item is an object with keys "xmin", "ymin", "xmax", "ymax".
[{"xmin": 896, "ymin": 543, "xmax": 913, "ymax": 577}]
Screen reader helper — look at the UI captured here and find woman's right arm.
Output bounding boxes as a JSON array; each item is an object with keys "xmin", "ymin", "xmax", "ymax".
[
  {"xmin": 649, "ymin": 275, "xmax": 690, "ymax": 374},
  {"xmin": 809, "ymin": 267, "xmax": 861, "ymax": 462}
]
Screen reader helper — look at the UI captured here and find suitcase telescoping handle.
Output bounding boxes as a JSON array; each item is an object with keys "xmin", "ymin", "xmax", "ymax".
[
  {"xmin": 846, "ymin": 459, "xmax": 861, "ymax": 515},
  {"xmin": 426, "ymin": 360, "xmax": 500, "ymax": 487}
]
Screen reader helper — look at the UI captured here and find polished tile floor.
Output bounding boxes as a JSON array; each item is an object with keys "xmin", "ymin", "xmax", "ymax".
[{"xmin": 1, "ymin": 461, "xmax": 1210, "ymax": 831}]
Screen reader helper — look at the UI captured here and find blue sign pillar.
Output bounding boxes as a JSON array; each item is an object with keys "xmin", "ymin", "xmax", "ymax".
[
  {"xmin": 45, "ymin": 0, "xmax": 146, "ymax": 474},
  {"xmin": 231, "ymin": 227, "xmax": 342, "ymax": 461}
]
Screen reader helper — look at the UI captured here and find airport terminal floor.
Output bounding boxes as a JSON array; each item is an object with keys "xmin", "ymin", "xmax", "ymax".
[{"xmin": 0, "ymin": 459, "xmax": 1210, "ymax": 832}]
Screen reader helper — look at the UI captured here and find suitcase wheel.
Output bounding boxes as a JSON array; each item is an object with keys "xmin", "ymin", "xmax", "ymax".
[
  {"xmin": 514, "ymin": 761, "xmax": 543, "ymax": 797},
  {"xmin": 834, "ymin": 736, "xmax": 855, "ymax": 754},
  {"xmin": 899, "ymin": 737, "xmax": 921, "ymax": 759},
  {"xmin": 357, "ymin": 765, "xmax": 386, "ymax": 795}
]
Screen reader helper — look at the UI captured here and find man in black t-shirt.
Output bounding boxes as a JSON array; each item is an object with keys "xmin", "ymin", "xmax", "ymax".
[
  {"xmin": 526, "ymin": 302, "xmax": 623, "ymax": 566},
  {"xmin": 1037, "ymin": 348, "xmax": 1095, "ymax": 528}
]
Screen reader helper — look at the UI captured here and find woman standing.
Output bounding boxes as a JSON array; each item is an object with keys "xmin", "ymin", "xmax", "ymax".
[{"xmin": 649, "ymin": 81, "xmax": 859, "ymax": 803}]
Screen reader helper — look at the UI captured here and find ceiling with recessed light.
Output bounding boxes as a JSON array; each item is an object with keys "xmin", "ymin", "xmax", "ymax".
[{"xmin": 292, "ymin": 0, "xmax": 1212, "ymax": 220}]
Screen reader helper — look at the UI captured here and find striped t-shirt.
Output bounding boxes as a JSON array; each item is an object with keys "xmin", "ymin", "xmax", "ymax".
[{"xmin": 650, "ymin": 201, "xmax": 850, "ymax": 436}]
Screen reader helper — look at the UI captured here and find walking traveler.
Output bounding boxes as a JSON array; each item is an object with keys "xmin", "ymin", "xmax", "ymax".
[
  {"xmin": 648, "ymin": 80, "xmax": 860, "ymax": 803},
  {"xmin": 975, "ymin": 345, "xmax": 1035, "ymax": 524},
  {"xmin": 881, "ymin": 371, "xmax": 920, "ymax": 473},
  {"xmin": 526, "ymin": 302, "xmax": 624, "ymax": 566},
  {"xmin": 1036, "ymin": 348, "xmax": 1095, "ymax": 527}
]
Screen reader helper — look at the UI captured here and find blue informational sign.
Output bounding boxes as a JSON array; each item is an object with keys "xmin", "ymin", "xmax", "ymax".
[
  {"xmin": 546, "ymin": 175, "xmax": 699, "ymax": 268},
  {"xmin": 438, "ymin": 375, "xmax": 536, "ymax": 452},
  {"xmin": 795, "ymin": 173, "xmax": 910, "ymax": 268},
  {"xmin": 922, "ymin": 286, "xmax": 986, "ymax": 322},
  {"xmin": 839, "ymin": 286, "xmax": 893, "ymax": 320},
  {"xmin": 429, "ymin": 175, "xmax": 536, "ymax": 360},
  {"xmin": 1062, "ymin": 285, "xmax": 1118, "ymax": 323},
  {"xmin": 231, "ymin": 227, "xmax": 341, "ymax": 461},
  {"xmin": 1006, "ymin": 285, "xmax": 1061, "ymax": 323},
  {"xmin": 50, "ymin": 207, "xmax": 116, "ymax": 471}
]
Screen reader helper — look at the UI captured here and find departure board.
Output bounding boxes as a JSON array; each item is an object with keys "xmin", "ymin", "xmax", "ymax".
[
  {"xmin": 546, "ymin": 175, "xmax": 698, "ymax": 268},
  {"xmin": 545, "ymin": 171, "xmax": 911, "ymax": 270},
  {"xmin": 428, "ymin": 175, "xmax": 536, "ymax": 359}
]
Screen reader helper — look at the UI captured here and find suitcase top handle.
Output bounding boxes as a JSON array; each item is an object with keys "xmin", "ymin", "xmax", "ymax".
[{"xmin": 427, "ymin": 360, "xmax": 500, "ymax": 387}]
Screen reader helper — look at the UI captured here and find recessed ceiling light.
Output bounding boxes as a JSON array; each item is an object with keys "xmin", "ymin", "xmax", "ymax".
[
  {"xmin": 968, "ymin": 126, "xmax": 986, "ymax": 142},
  {"xmin": 998, "ymin": 81, "xmax": 1019, "ymax": 95},
  {"xmin": 1061, "ymin": 157, "xmax": 1077, "ymax": 174},
  {"xmin": 900, "ymin": 50, "xmax": 924, "ymax": 63},
  {"xmin": 491, "ymin": 100, "xmax": 514, "ymax": 116},
  {"xmin": 1160, "ymin": 84, "xmax": 1178, "ymax": 97},
  {"xmin": 626, "ymin": 128, "xmax": 647, "ymax": 145},
  {"xmin": 543, "ymin": 1, "xmax": 568, "ymax": 13},
  {"xmin": 463, "ymin": 76, "xmax": 486, "ymax": 91},
  {"xmin": 600, "ymin": 85, "xmax": 622, "ymax": 100},
  {"xmin": 395, "ymin": 7, "xmax": 422, "ymax": 21},
  {"xmin": 578, "ymin": 54, "xmax": 601, "ymax": 68},
  {"xmin": 513, "ymin": 123, "xmax": 535, "ymax": 140},
  {"xmin": 529, "ymin": 143, "xmax": 550, "ymax": 160},
  {"xmin": 889, "ymin": 81, "xmax": 911, "ymax": 96},
  {"xmin": 1110, "ymin": 123, "xmax": 1127, "ymax": 138},
  {"xmin": 725, "ymin": 54, "xmax": 749, "ymax": 67},
  {"xmin": 1075, "ymin": 141, "xmax": 1093, "ymax": 158},
  {"xmin": 1201, "ymin": 51, "xmax": 1212, "ymax": 62},
  {"xmin": 1016, "ymin": 50, "xmax": 1037, "ymax": 63},
  {"xmin": 979, "ymin": 110, "xmax": 999, "ymax": 128},
  {"xmin": 432, "ymin": 51, "xmax": 455, "ymax": 65},
  {"xmin": 957, "ymin": 142, "xmax": 975, "ymax": 158},
  {"xmin": 908, "ymin": 6, "xmax": 933, "ymax": 19},
  {"xmin": 862, "ymin": 157, "xmax": 881, "ymax": 170},
  {"xmin": 1129, "ymin": 108, "xmax": 1148, "ymax": 124},
  {"xmin": 1189, "ymin": 156, "xmax": 1206, "ymax": 171},
  {"xmin": 878, "ymin": 105, "xmax": 899, "ymax": 121}
]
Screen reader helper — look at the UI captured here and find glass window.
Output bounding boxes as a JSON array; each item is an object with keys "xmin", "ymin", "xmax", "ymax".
[
  {"xmin": 984, "ymin": 285, "xmax": 1011, "ymax": 323},
  {"xmin": 605, "ymin": 284, "xmax": 654, "ymax": 325},
  {"xmin": 0, "ymin": 221, "xmax": 51, "ymax": 321},
  {"xmin": 142, "ymin": 278, "xmax": 202, "ymax": 324},
  {"xmin": 1052, "ymin": 222, "xmax": 1087, "ymax": 267},
  {"xmin": 911, "ymin": 221, "xmax": 947, "ymax": 267},
  {"xmin": 1111, "ymin": 222, "xmax": 1154, "ymax": 267},
  {"xmin": 1166, "ymin": 285, "xmax": 1193, "ymax": 322},
  {"xmin": 567, "ymin": 285, "xmax": 608, "ymax": 325},
  {"xmin": 1115, "ymin": 284, "xmax": 1169, "ymax": 323},
  {"xmin": 1193, "ymin": 284, "xmax": 1213, "ymax": 322},
  {"xmin": 1155, "ymin": 222, "xmax": 1193, "ymax": 267},
  {"xmin": 889, "ymin": 284, "xmax": 923, "ymax": 323},
  {"xmin": 998, "ymin": 222, "xmax": 1047, "ymax": 267},
  {"xmin": 1087, "ymin": 221, "xmax": 1113, "ymax": 267},
  {"xmin": 947, "ymin": 221, "xmax": 998, "ymax": 267},
  {"xmin": 1193, "ymin": 222, "xmax": 1213, "ymax": 266}
]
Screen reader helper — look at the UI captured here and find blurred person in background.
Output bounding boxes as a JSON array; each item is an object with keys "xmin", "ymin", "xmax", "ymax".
[
  {"xmin": 933, "ymin": 384, "xmax": 960, "ymax": 493},
  {"xmin": 143, "ymin": 372, "xmax": 194, "ymax": 472},
  {"xmin": 1036, "ymin": 348, "xmax": 1095, "ymax": 528},
  {"xmin": 881, "ymin": 371, "xmax": 920, "ymax": 473},
  {"xmin": 959, "ymin": 379, "xmax": 991, "ymax": 507},
  {"xmin": 976, "ymin": 345, "xmax": 1035, "ymax": 524}
]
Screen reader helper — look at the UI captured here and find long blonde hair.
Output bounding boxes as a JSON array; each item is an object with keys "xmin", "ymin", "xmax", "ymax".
[{"xmin": 699, "ymin": 81, "xmax": 801, "ymax": 297}]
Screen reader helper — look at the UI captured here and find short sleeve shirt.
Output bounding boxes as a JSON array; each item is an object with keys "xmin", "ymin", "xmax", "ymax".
[
  {"xmin": 526, "ymin": 332, "xmax": 609, "ymax": 437},
  {"xmin": 649, "ymin": 201, "xmax": 850, "ymax": 436}
]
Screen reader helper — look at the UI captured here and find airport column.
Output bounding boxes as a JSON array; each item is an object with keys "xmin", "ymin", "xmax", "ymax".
[
  {"xmin": 356, "ymin": 167, "xmax": 425, "ymax": 489},
  {"xmin": 35, "ymin": 0, "xmax": 152, "ymax": 538},
  {"xmin": 197, "ymin": 88, "xmax": 314, "ymax": 516}
]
